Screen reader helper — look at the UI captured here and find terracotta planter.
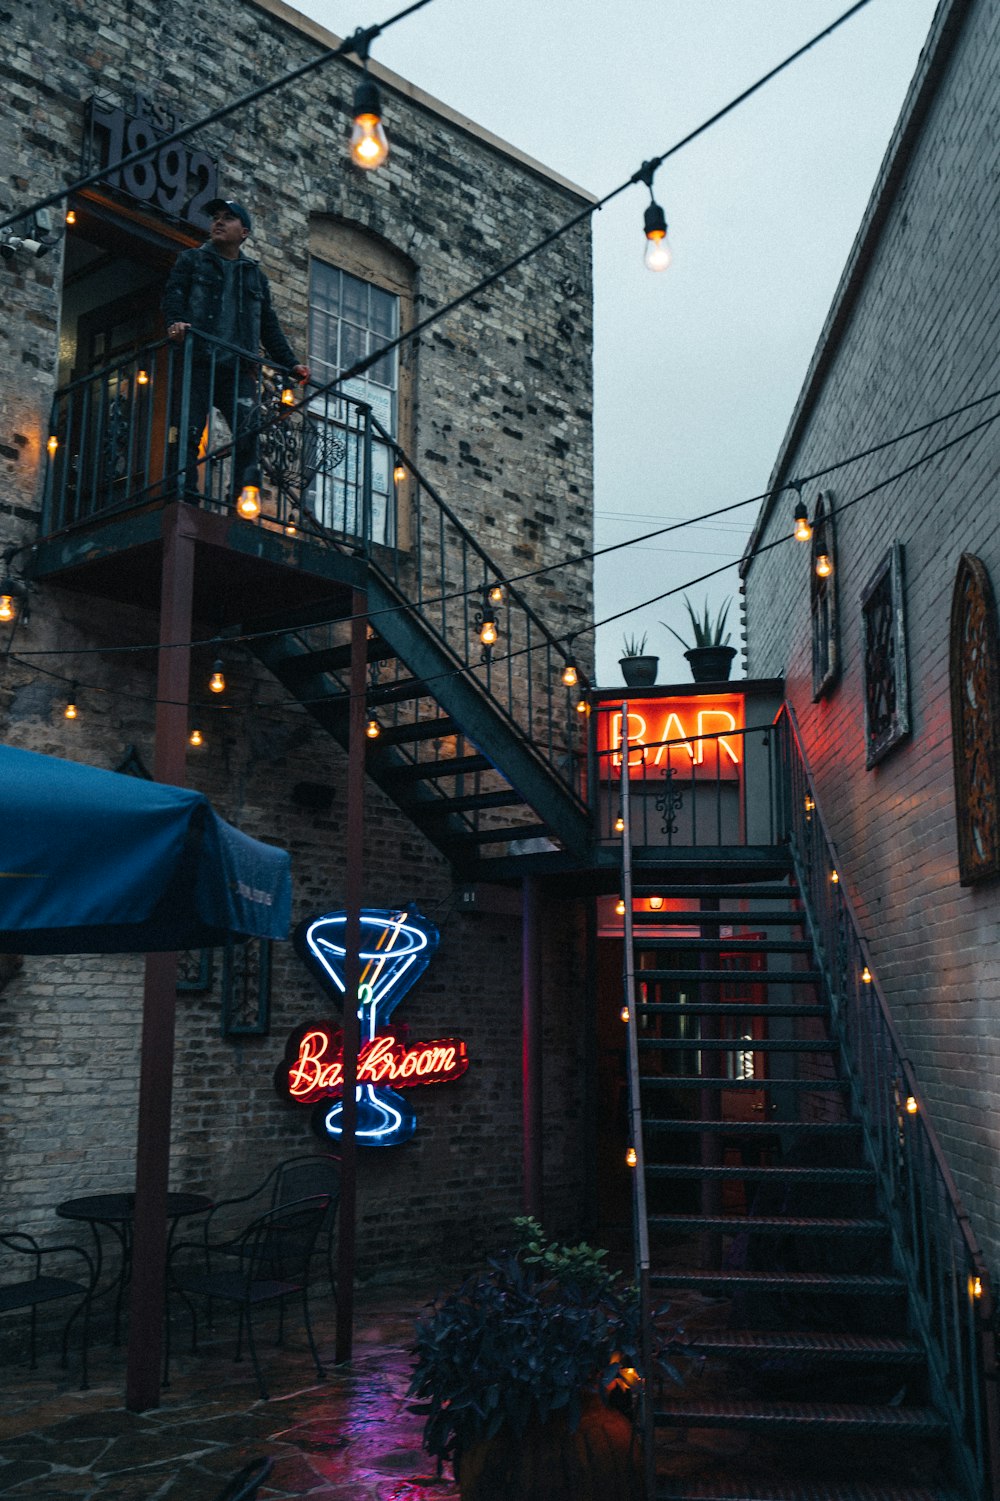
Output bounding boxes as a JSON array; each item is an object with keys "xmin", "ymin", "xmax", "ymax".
[
  {"xmin": 619, "ymin": 654, "xmax": 658, "ymax": 688},
  {"xmin": 456, "ymin": 1394, "xmax": 642, "ymax": 1500},
  {"xmin": 684, "ymin": 644, "xmax": 736, "ymax": 683}
]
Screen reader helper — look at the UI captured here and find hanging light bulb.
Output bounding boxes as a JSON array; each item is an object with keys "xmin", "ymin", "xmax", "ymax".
[
  {"xmin": 65, "ymin": 208, "xmax": 77, "ymax": 227},
  {"xmin": 620, "ymin": 1005, "xmax": 630, "ymax": 1024},
  {"xmin": 285, "ymin": 517, "xmax": 297, "ymax": 535},
  {"xmin": 0, "ymin": 567, "xmax": 25, "ymax": 623},
  {"xmin": 814, "ymin": 539, "xmax": 833, "ymax": 578},
  {"xmin": 47, "ymin": 435, "xmax": 59, "ymax": 458},
  {"xmin": 804, "ymin": 793, "xmax": 815, "ymax": 813},
  {"xmin": 970, "ymin": 1275, "xmax": 983, "ymax": 1300},
  {"xmin": 0, "ymin": 593, "xmax": 14, "ymax": 623},
  {"xmin": 393, "ymin": 460, "xmax": 407, "ymax": 486},
  {"xmin": 830, "ymin": 869, "xmax": 839, "ymax": 884},
  {"xmin": 209, "ymin": 660, "xmax": 226, "ymax": 694},
  {"xmin": 615, "ymin": 897, "xmax": 626, "ymax": 916},
  {"xmin": 905, "ymin": 1095, "xmax": 918, "ymax": 1115},
  {"xmin": 350, "ymin": 75, "xmax": 389, "ymax": 170},
  {"xmin": 861, "ymin": 965, "xmax": 872, "ymax": 984},
  {"xmin": 561, "ymin": 659, "xmax": 578, "ymax": 688},
  {"xmin": 575, "ymin": 696, "xmax": 589, "ymax": 715},
  {"xmin": 366, "ymin": 716, "xmax": 381, "ymax": 739},
  {"xmin": 487, "ymin": 583, "xmax": 505, "ymax": 606},
  {"xmin": 626, "ymin": 1146, "xmax": 637, "ymax": 1168},
  {"xmin": 136, "ymin": 369, "xmax": 149, "ymax": 387},
  {"xmin": 793, "ymin": 501, "xmax": 812, "ymax": 542},
  {"xmin": 648, "ymin": 895, "xmax": 664, "ymax": 911},
  {"xmin": 189, "ymin": 726, "xmax": 204, "ymax": 748},
  {"xmin": 479, "ymin": 611, "xmax": 498, "ymax": 647},
  {"xmin": 643, "ymin": 200, "xmax": 672, "ymax": 272},
  {"xmin": 280, "ymin": 385, "xmax": 296, "ymax": 407},
  {"xmin": 237, "ymin": 465, "xmax": 262, "ymax": 519},
  {"xmin": 64, "ymin": 688, "xmax": 78, "ymax": 721},
  {"xmin": 614, "ymin": 812, "xmax": 625, "ymax": 834}
]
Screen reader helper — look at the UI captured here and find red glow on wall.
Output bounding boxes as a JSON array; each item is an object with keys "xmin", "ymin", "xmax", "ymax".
[
  {"xmin": 596, "ymin": 696, "xmax": 744, "ymax": 778},
  {"xmin": 278, "ymin": 1026, "xmax": 469, "ymax": 1104}
]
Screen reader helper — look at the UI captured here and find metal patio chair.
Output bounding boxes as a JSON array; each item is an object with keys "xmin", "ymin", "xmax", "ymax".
[
  {"xmin": 0, "ymin": 1230, "xmax": 94, "ymax": 1389},
  {"xmin": 165, "ymin": 1194, "xmax": 330, "ymax": 1400},
  {"xmin": 200, "ymin": 1154, "xmax": 340, "ymax": 1300},
  {"xmin": 210, "ymin": 1456, "xmax": 274, "ymax": 1501}
]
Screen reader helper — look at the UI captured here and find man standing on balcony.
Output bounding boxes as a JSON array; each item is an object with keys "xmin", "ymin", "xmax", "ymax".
[{"xmin": 162, "ymin": 199, "xmax": 309, "ymax": 503}]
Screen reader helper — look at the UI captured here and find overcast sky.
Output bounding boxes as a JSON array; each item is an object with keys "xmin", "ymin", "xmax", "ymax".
[{"xmin": 298, "ymin": 0, "xmax": 939, "ymax": 683}]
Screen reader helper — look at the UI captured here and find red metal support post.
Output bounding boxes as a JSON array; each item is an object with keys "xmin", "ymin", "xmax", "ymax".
[
  {"xmin": 335, "ymin": 588, "xmax": 367, "ymax": 1364},
  {"xmin": 522, "ymin": 873, "xmax": 543, "ymax": 1218},
  {"xmin": 126, "ymin": 502, "xmax": 196, "ymax": 1411}
]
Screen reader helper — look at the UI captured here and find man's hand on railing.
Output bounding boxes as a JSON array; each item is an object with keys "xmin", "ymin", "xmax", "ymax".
[{"xmin": 167, "ymin": 321, "xmax": 191, "ymax": 343}]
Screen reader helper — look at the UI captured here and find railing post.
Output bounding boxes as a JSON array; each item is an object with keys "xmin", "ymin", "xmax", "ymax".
[{"xmin": 360, "ymin": 408, "xmax": 373, "ymax": 557}]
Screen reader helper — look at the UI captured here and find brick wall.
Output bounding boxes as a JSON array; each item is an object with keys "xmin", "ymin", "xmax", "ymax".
[
  {"xmin": 0, "ymin": 0, "xmax": 594, "ymax": 1275},
  {"xmin": 742, "ymin": 0, "xmax": 1000, "ymax": 1268}
]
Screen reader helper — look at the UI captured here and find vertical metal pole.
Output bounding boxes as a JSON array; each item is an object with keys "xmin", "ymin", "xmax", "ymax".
[
  {"xmin": 522, "ymin": 873, "xmax": 543, "ymax": 1219},
  {"xmin": 125, "ymin": 501, "xmax": 195, "ymax": 1412},
  {"xmin": 335, "ymin": 587, "xmax": 367, "ymax": 1364},
  {"xmin": 582, "ymin": 898, "xmax": 599, "ymax": 1237}
]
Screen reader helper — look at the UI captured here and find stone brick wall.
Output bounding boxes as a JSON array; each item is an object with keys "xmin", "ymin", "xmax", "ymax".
[
  {"xmin": 742, "ymin": 0, "xmax": 1000, "ymax": 1269},
  {"xmin": 0, "ymin": 0, "xmax": 594, "ymax": 1276}
]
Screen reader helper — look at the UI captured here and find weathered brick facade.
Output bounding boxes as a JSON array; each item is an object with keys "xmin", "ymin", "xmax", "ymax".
[
  {"xmin": 742, "ymin": 0, "xmax": 1000, "ymax": 1269},
  {"xmin": 0, "ymin": 0, "xmax": 594, "ymax": 1274}
]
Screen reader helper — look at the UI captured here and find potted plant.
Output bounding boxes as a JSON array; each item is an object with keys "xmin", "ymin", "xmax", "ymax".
[
  {"xmin": 662, "ymin": 595, "xmax": 737, "ymax": 683},
  {"xmin": 408, "ymin": 1218, "xmax": 684, "ymax": 1500},
  {"xmin": 619, "ymin": 631, "xmax": 659, "ymax": 688}
]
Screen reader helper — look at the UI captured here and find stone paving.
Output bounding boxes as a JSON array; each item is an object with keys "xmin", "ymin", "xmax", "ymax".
[{"xmin": 0, "ymin": 1281, "xmax": 460, "ymax": 1501}]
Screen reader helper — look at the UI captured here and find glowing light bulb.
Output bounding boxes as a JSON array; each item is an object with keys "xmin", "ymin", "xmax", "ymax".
[
  {"xmin": 136, "ymin": 369, "xmax": 149, "ymax": 387},
  {"xmin": 561, "ymin": 660, "xmax": 578, "ymax": 687},
  {"xmin": 393, "ymin": 462, "xmax": 407, "ymax": 485},
  {"xmin": 905, "ymin": 1095, "xmax": 918, "ymax": 1114},
  {"xmin": 350, "ymin": 79, "xmax": 389, "ymax": 170},
  {"xmin": 804, "ymin": 794, "xmax": 815, "ymax": 813},
  {"xmin": 285, "ymin": 520, "xmax": 297, "ymax": 536},
  {"xmin": 47, "ymin": 435, "xmax": 58, "ymax": 457},
  {"xmin": 366, "ymin": 717, "xmax": 381, "ymax": 739},
  {"xmin": 65, "ymin": 208, "xmax": 77, "ymax": 226},
  {"xmin": 620, "ymin": 1005, "xmax": 630, "ymax": 1023},
  {"xmin": 0, "ymin": 594, "xmax": 14, "ymax": 623},
  {"xmin": 614, "ymin": 814, "xmax": 625, "ymax": 834},
  {"xmin": 970, "ymin": 1276, "xmax": 983, "ymax": 1299},
  {"xmin": 64, "ymin": 699, "xmax": 78, "ymax": 721},
  {"xmin": 815, "ymin": 547, "xmax": 833, "ymax": 579},
  {"xmin": 830, "ymin": 869, "xmax": 839, "ymax": 884},
  {"xmin": 861, "ymin": 966, "xmax": 872, "ymax": 984},
  {"xmin": 209, "ymin": 661, "xmax": 226, "ymax": 694},
  {"xmin": 793, "ymin": 502, "xmax": 812, "ymax": 542},
  {"xmin": 189, "ymin": 727, "xmax": 203, "ymax": 747},
  {"xmin": 643, "ymin": 201, "xmax": 672, "ymax": 272},
  {"xmin": 626, "ymin": 1146, "xmax": 637, "ymax": 1168},
  {"xmin": 280, "ymin": 386, "xmax": 296, "ymax": 407},
  {"xmin": 615, "ymin": 898, "xmax": 626, "ymax": 916},
  {"xmin": 487, "ymin": 583, "xmax": 505, "ymax": 606},
  {"xmin": 575, "ymin": 697, "xmax": 589, "ymax": 715},
  {"xmin": 238, "ymin": 484, "xmax": 261, "ymax": 518},
  {"xmin": 480, "ymin": 615, "xmax": 498, "ymax": 647},
  {"xmin": 648, "ymin": 895, "xmax": 664, "ymax": 911}
]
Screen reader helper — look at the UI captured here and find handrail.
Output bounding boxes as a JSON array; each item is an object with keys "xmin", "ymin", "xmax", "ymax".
[{"xmin": 774, "ymin": 701, "xmax": 999, "ymax": 1501}]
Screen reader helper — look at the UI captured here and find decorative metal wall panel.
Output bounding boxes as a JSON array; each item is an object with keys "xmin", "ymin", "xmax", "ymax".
[
  {"xmin": 810, "ymin": 492, "xmax": 839, "ymax": 700},
  {"xmin": 176, "ymin": 948, "xmax": 213, "ymax": 993},
  {"xmin": 221, "ymin": 939, "xmax": 271, "ymax": 1037},
  {"xmin": 861, "ymin": 543, "xmax": 910, "ymax": 767},
  {"xmin": 949, "ymin": 553, "xmax": 1000, "ymax": 884}
]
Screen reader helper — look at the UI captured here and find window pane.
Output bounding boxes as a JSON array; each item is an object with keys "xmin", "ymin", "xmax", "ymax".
[
  {"xmin": 341, "ymin": 271, "xmax": 368, "ymax": 326},
  {"xmin": 369, "ymin": 285, "xmax": 397, "ymax": 339}
]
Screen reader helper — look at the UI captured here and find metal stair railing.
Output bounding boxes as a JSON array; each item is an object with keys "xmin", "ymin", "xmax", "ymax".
[
  {"xmin": 39, "ymin": 334, "xmax": 588, "ymax": 812},
  {"xmin": 774, "ymin": 701, "xmax": 1000, "ymax": 1501}
]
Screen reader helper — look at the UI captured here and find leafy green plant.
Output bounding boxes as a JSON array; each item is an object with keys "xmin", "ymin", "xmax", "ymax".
[
  {"xmin": 620, "ymin": 631, "xmax": 649, "ymax": 658},
  {"xmin": 662, "ymin": 595, "xmax": 732, "ymax": 650},
  {"xmin": 408, "ymin": 1220, "xmax": 684, "ymax": 1467}
]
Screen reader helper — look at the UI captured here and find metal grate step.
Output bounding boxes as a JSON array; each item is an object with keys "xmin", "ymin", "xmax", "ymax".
[
  {"xmin": 641, "ymin": 1077, "xmax": 849, "ymax": 1092},
  {"xmin": 632, "ymin": 885, "xmax": 797, "ymax": 900},
  {"xmin": 379, "ymin": 753, "xmax": 493, "ymax": 784},
  {"xmin": 685, "ymin": 1330, "xmax": 924, "ymax": 1363},
  {"xmin": 651, "ymin": 1270, "xmax": 904, "ymax": 1294},
  {"xmin": 639, "ymin": 968, "xmax": 821, "ymax": 984},
  {"xmin": 647, "ymin": 1165, "xmax": 874, "ymax": 1183},
  {"xmin": 635, "ymin": 937, "xmax": 814, "ymax": 952},
  {"xmin": 640, "ymin": 1002, "xmax": 828, "ymax": 1018},
  {"xmin": 639, "ymin": 1037, "xmax": 833, "ymax": 1053},
  {"xmin": 650, "ymin": 1215, "xmax": 886, "ymax": 1237},
  {"xmin": 644, "ymin": 1119, "xmax": 861, "ymax": 1136},
  {"xmin": 634, "ymin": 910, "xmax": 807, "ymax": 925},
  {"xmin": 652, "ymin": 1399, "xmax": 946, "ymax": 1436}
]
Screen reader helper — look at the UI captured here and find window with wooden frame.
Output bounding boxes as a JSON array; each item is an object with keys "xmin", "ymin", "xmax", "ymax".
[
  {"xmin": 810, "ymin": 491, "xmax": 839, "ymax": 700},
  {"xmin": 950, "ymin": 553, "xmax": 1000, "ymax": 884},
  {"xmin": 861, "ymin": 542, "xmax": 910, "ymax": 768}
]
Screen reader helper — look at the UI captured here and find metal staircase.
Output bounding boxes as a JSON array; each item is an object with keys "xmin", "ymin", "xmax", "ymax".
[{"xmin": 620, "ymin": 712, "xmax": 999, "ymax": 1501}]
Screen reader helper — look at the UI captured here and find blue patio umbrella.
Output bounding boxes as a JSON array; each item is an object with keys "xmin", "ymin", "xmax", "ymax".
[{"xmin": 0, "ymin": 744, "xmax": 291, "ymax": 953}]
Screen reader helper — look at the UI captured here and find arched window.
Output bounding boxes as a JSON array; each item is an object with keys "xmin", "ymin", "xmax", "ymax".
[
  {"xmin": 810, "ymin": 490, "xmax": 838, "ymax": 700},
  {"xmin": 950, "ymin": 553, "xmax": 1000, "ymax": 884}
]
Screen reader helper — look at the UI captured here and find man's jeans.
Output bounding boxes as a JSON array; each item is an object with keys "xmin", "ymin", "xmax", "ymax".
[{"xmin": 172, "ymin": 358, "xmax": 261, "ymax": 503}]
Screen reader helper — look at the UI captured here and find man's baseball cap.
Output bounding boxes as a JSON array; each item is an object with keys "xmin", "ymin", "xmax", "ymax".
[{"xmin": 205, "ymin": 198, "xmax": 252, "ymax": 232}]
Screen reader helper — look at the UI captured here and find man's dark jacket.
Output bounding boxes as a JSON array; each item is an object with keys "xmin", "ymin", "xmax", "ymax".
[{"xmin": 162, "ymin": 244, "xmax": 298, "ymax": 367}]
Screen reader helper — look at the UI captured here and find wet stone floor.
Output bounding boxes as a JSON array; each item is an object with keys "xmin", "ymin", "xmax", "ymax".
[{"xmin": 0, "ymin": 1282, "xmax": 460, "ymax": 1501}]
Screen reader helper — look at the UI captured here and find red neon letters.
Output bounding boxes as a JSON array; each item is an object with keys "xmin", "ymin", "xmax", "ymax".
[
  {"xmin": 280, "ymin": 1027, "xmax": 469, "ymax": 1104},
  {"xmin": 596, "ymin": 696, "xmax": 744, "ymax": 778}
]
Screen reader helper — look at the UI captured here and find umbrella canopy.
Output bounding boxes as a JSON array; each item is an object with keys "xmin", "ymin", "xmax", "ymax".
[{"xmin": 0, "ymin": 744, "xmax": 291, "ymax": 953}]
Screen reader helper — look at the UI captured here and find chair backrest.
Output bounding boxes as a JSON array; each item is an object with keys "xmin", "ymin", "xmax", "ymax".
[
  {"xmin": 245, "ymin": 1195, "xmax": 331, "ymax": 1286},
  {"xmin": 211, "ymin": 1456, "xmax": 274, "ymax": 1501},
  {"xmin": 272, "ymin": 1154, "xmax": 341, "ymax": 1229}
]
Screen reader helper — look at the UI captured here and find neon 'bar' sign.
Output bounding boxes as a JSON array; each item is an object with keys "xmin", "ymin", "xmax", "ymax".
[
  {"xmin": 596, "ymin": 696, "xmax": 744, "ymax": 779},
  {"xmin": 278, "ymin": 907, "xmax": 468, "ymax": 1147}
]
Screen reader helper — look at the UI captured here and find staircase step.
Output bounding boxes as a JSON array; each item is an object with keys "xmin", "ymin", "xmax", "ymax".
[
  {"xmin": 650, "ymin": 1215, "xmax": 886, "ymax": 1236},
  {"xmin": 652, "ymin": 1399, "xmax": 946, "ymax": 1436},
  {"xmin": 635, "ymin": 910, "xmax": 807, "ymax": 926},
  {"xmin": 651, "ymin": 1270, "xmax": 903, "ymax": 1294},
  {"xmin": 644, "ymin": 1119, "xmax": 861, "ymax": 1137},
  {"xmin": 657, "ymin": 1487, "xmax": 961, "ymax": 1501},
  {"xmin": 641, "ymin": 1077, "xmax": 849, "ymax": 1092},
  {"xmin": 684, "ymin": 1330, "xmax": 924, "ymax": 1362},
  {"xmin": 635, "ymin": 937, "xmax": 814, "ymax": 952},
  {"xmin": 639, "ymin": 968, "xmax": 821, "ymax": 984},
  {"xmin": 419, "ymin": 789, "xmax": 525, "ymax": 815},
  {"xmin": 647, "ymin": 1164, "xmax": 874, "ymax": 1183},
  {"xmin": 640, "ymin": 1003, "xmax": 828, "ymax": 1018},
  {"xmin": 639, "ymin": 1037, "xmax": 832, "ymax": 1053},
  {"xmin": 633, "ymin": 884, "xmax": 796, "ymax": 900},
  {"xmin": 457, "ymin": 822, "xmax": 552, "ymax": 844},
  {"xmin": 379, "ymin": 753, "xmax": 493, "ymax": 784},
  {"xmin": 373, "ymin": 716, "xmax": 459, "ymax": 747},
  {"xmin": 366, "ymin": 677, "xmax": 432, "ymax": 706},
  {"xmin": 278, "ymin": 637, "xmax": 394, "ymax": 679}
]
